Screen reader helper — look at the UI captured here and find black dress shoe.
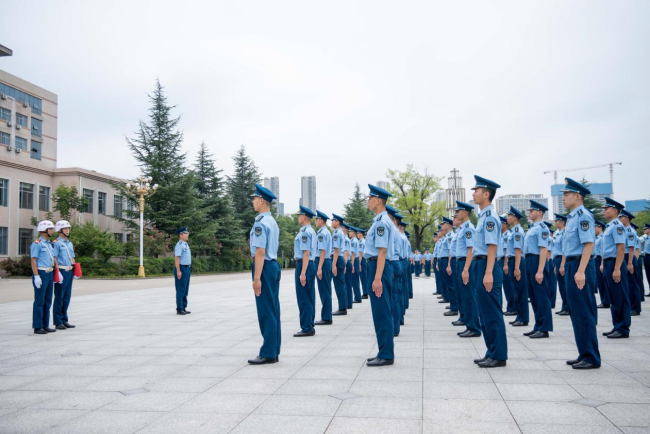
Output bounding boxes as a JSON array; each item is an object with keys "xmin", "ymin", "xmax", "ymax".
[
  {"xmin": 315, "ymin": 320, "xmax": 333, "ymax": 325},
  {"xmin": 478, "ymin": 358, "xmax": 506, "ymax": 368},
  {"xmin": 293, "ymin": 330, "xmax": 315, "ymax": 337},
  {"xmin": 511, "ymin": 321, "xmax": 529, "ymax": 327},
  {"xmin": 566, "ymin": 358, "xmax": 581, "ymax": 365},
  {"xmin": 432, "ymin": 292, "xmax": 441, "ymax": 296},
  {"xmin": 248, "ymin": 356, "xmax": 278, "ymax": 365},
  {"xmin": 606, "ymin": 331, "xmax": 629, "ymax": 339},
  {"xmin": 451, "ymin": 320, "xmax": 466, "ymax": 326},
  {"xmin": 597, "ymin": 303, "xmax": 610, "ymax": 309},
  {"xmin": 347, "ymin": 306, "xmax": 353, "ymax": 309},
  {"xmin": 62, "ymin": 322, "xmax": 75, "ymax": 328},
  {"xmin": 177, "ymin": 310, "xmax": 186, "ymax": 315},
  {"xmin": 394, "ymin": 333, "xmax": 399, "ymax": 337},
  {"xmin": 34, "ymin": 328, "xmax": 47, "ymax": 335},
  {"xmin": 474, "ymin": 356, "xmax": 488, "ymax": 364},
  {"xmin": 572, "ymin": 361, "xmax": 600, "ymax": 370},
  {"xmin": 437, "ymin": 296, "xmax": 444, "ymax": 299},
  {"xmin": 184, "ymin": 310, "xmax": 191, "ymax": 314},
  {"xmin": 457, "ymin": 329, "xmax": 468, "ymax": 335},
  {"xmin": 503, "ymin": 311, "xmax": 517, "ymax": 316},
  {"xmin": 367, "ymin": 357, "xmax": 377, "ymax": 362},
  {"xmin": 529, "ymin": 331, "xmax": 549, "ymax": 339},
  {"xmin": 362, "ymin": 295, "xmax": 369, "ymax": 299},
  {"xmin": 443, "ymin": 311, "xmax": 458, "ymax": 316},
  {"xmin": 55, "ymin": 324, "xmax": 67, "ymax": 330},
  {"xmin": 557, "ymin": 311, "xmax": 570, "ymax": 316},
  {"xmin": 554, "ymin": 310, "xmax": 565, "ymax": 315},
  {"xmin": 523, "ymin": 330, "xmax": 537, "ymax": 336},
  {"xmin": 353, "ymin": 300, "xmax": 362, "ymax": 304},
  {"xmin": 602, "ymin": 330, "xmax": 614, "ymax": 336},
  {"xmin": 631, "ymin": 311, "xmax": 640, "ymax": 316},
  {"xmin": 367, "ymin": 358, "xmax": 394, "ymax": 367},
  {"xmin": 459, "ymin": 331, "xmax": 481, "ymax": 338},
  {"xmin": 438, "ymin": 299, "xmax": 449, "ymax": 303},
  {"xmin": 44, "ymin": 327, "xmax": 56, "ymax": 333},
  {"xmin": 332, "ymin": 310, "xmax": 347, "ymax": 316}
]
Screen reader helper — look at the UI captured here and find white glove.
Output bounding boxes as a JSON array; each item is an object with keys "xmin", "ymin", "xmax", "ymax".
[
  {"xmin": 73, "ymin": 276, "xmax": 80, "ymax": 280},
  {"xmin": 58, "ymin": 272, "xmax": 64, "ymax": 283},
  {"xmin": 34, "ymin": 275, "xmax": 42, "ymax": 289}
]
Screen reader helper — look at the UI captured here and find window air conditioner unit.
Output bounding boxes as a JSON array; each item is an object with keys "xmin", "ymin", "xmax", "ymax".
[
  {"xmin": 5, "ymin": 145, "xmax": 12, "ymax": 151},
  {"xmin": 15, "ymin": 147, "xmax": 22, "ymax": 153},
  {"xmin": 1, "ymin": 94, "xmax": 6, "ymax": 100},
  {"xmin": 7, "ymin": 121, "xmax": 12, "ymax": 127},
  {"xmin": 16, "ymin": 124, "xmax": 21, "ymax": 130},
  {"xmin": 23, "ymin": 102, "xmax": 29, "ymax": 108}
]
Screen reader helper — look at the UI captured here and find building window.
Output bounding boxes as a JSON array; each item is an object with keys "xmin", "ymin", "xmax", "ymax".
[
  {"xmin": 15, "ymin": 137, "xmax": 27, "ymax": 150},
  {"xmin": 18, "ymin": 228, "xmax": 33, "ymax": 255},
  {"xmin": 16, "ymin": 113, "xmax": 28, "ymax": 128},
  {"xmin": 30, "ymin": 140, "xmax": 41, "ymax": 160},
  {"xmin": 19, "ymin": 182, "xmax": 34, "ymax": 209},
  {"xmin": 98, "ymin": 192, "xmax": 107, "ymax": 215},
  {"xmin": 31, "ymin": 118, "xmax": 42, "ymax": 137},
  {"xmin": 113, "ymin": 195, "xmax": 123, "ymax": 218},
  {"xmin": 0, "ymin": 82, "xmax": 43, "ymax": 115},
  {"xmin": 0, "ymin": 132, "xmax": 9, "ymax": 146},
  {"xmin": 126, "ymin": 233, "xmax": 133, "ymax": 242},
  {"xmin": 0, "ymin": 107, "xmax": 10, "ymax": 122},
  {"xmin": 0, "ymin": 227, "xmax": 7, "ymax": 255},
  {"xmin": 114, "ymin": 233, "xmax": 123, "ymax": 242},
  {"xmin": 83, "ymin": 189, "xmax": 94, "ymax": 214},
  {"xmin": 39, "ymin": 186, "xmax": 50, "ymax": 212},
  {"xmin": 0, "ymin": 179, "xmax": 7, "ymax": 207}
]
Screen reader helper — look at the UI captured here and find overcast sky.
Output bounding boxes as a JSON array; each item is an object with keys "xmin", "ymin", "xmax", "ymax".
[{"xmin": 2, "ymin": 1, "xmax": 649, "ymax": 216}]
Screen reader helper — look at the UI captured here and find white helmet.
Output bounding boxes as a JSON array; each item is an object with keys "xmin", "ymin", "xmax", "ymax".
[
  {"xmin": 55, "ymin": 220, "xmax": 71, "ymax": 232},
  {"xmin": 37, "ymin": 220, "xmax": 55, "ymax": 232}
]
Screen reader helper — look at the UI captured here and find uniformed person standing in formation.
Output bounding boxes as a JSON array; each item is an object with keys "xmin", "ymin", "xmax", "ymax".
[
  {"xmin": 414, "ymin": 249, "xmax": 422, "ymax": 278},
  {"xmin": 644, "ymin": 224, "xmax": 650, "ymax": 294},
  {"xmin": 501, "ymin": 216, "xmax": 516, "ymax": 316},
  {"xmin": 330, "ymin": 214, "xmax": 348, "ymax": 316},
  {"xmin": 424, "ymin": 248, "xmax": 432, "ymax": 278},
  {"xmin": 440, "ymin": 218, "xmax": 458, "ymax": 314},
  {"xmin": 455, "ymin": 201, "xmax": 481, "ymax": 338},
  {"xmin": 507, "ymin": 207, "xmax": 528, "ymax": 327},
  {"xmin": 365, "ymin": 184, "xmax": 396, "ymax": 366},
  {"xmin": 314, "ymin": 211, "xmax": 333, "ymax": 325},
  {"xmin": 595, "ymin": 220, "xmax": 610, "ymax": 308},
  {"xmin": 631, "ymin": 223, "xmax": 644, "ymax": 302},
  {"xmin": 601, "ymin": 197, "xmax": 631, "ymax": 339},
  {"xmin": 447, "ymin": 215, "xmax": 461, "ymax": 320},
  {"xmin": 554, "ymin": 214, "xmax": 569, "ymax": 316},
  {"xmin": 471, "ymin": 176, "xmax": 507, "ymax": 368},
  {"xmin": 620, "ymin": 210, "xmax": 641, "ymax": 315},
  {"xmin": 544, "ymin": 221, "xmax": 557, "ymax": 310},
  {"xmin": 342, "ymin": 223, "xmax": 353, "ymax": 310},
  {"xmin": 385, "ymin": 206, "xmax": 403, "ymax": 335},
  {"xmin": 52, "ymin": 220, "xmax": 77, "ymax": 330},
  {"xmin": 349, "ymin": 226, "xmax": 362, "ymax": 304},
  {"xmin": 398, "ymin": 219, "xmax": 412, "ymax": 313},
  {"xmin": 31, "ymin": 220, "xmax": 60, "ymax": 335},
  {"xmin": 174, "ymin": 227, "xmax": 192, "ymax": 315},
  {"xmin": 357, "ymin": 229, "xmax": 369, "ymax": 299},
  {"xmin": 293, "ymin": 205, "xmax": 318, "ymax": 337},
  {"xmin": 560, "ymin": 178, "xmax": 601, "ymax": 369},
  {"xmin": 249, "ymin": 184, "xmax": 282, "ymax": 364},
  {"xmin": 524, "ymin": 200, "xmax": 553, "ymax": 339}
]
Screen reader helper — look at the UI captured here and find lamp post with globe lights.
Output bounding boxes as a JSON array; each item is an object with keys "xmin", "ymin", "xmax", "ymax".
[{"xmin": 125, "ymin": 175, "xmax": 158, "ymax": 278}]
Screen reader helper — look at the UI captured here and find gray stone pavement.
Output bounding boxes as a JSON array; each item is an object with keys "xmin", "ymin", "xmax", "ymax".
[{"xmin": 1, "ymin": 271, "xmax": 650, "ymax": 433}]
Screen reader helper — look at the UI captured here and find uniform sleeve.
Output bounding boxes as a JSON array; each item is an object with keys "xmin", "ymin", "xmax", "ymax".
[
  {"xmin": 513, "ymin": 229, "xmax": 523, "ymax": 250},
  {"xmin": 250, "ymin": 223, "xmax": 268, "ymax": 249},
  {"xmin": 70, "ymin": 243, "xmax": 75, "ymax": 258},
  {"xmin": 626, "ymin": 229, "xmax": 635, "ymax": 249},
  {"xmin": 174, "ymin": 243, "xmax": 182, "ymax": 257},
  {"xmin": 299, "ymin": 230, "xmax": 310, "ymax": 252},
  {"xmin": 465, "ymin": 227, "xmax": 475, "ymax": 248},
  {"xmin": 613, "ymin": 225, "xmax": 625, "ymax": 245},
  {"xmin": 30, "ymin": 242, "xmax": 39, "ymax": 259},
  {"xmin": 317, "ymin": 233, "xmax": 326, "ymax": 251},
  {"xmin": 52, "ymin": 241, "xmax": 60, "ymax": 257},
  {"xmin": 578, "ymin": 214, "xmax": 595, "ymax": 244},
  {"xmin": 332, "ymin": 232, "xmax": 341, "ymax": 250},
  {"xmin": 373, "ymin": 224, "xmax": 389, "ymax": 249},
  {"xmin": 484, "ymin": 217, "xmax": 499, "ymax": 246},
  {"xmin": 538, "ymin": 228, "xmax": 550, "ymax": 249}
]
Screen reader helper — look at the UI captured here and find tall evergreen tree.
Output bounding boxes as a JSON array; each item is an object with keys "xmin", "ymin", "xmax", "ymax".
[
  {"xmin": 343, "ymin": 183, "xmax": 374, "ymax": 230},
  {"xmin": 228, "ymin": 145, "xmax": 262, "ymax": 236}
]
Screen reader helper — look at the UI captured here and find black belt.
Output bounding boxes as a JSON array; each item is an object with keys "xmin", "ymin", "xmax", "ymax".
[
  {"xmin": 604, "ymin": 258, "xmax": 616, "ymax": 263},
  {"xmin": 367, "ymin": 256, "xmax": 377, "ymax": 262},
  {"xmin": 526, "ymin": 254, "xmax": 539, "ymax": 258},
  {"xmin": 295, "ymin": 259, "xmax": 314, "ymax": 263},
  {"xmin": 264, "ymin": 259, "xmax": 278, "ymax": 263},
  {"xmin": 565, "ymin": 256, "xmax": 581, "ymax": 262},
  {"xmin": 457, "ymin": 257, "xmax": 467, "ymax": 263},
  {"xmin": 180, "ymin": 264, "xmax": 191, "ymax": 267},
  {"xmin": 450, "ymin": 257, "xmax": 457, "ymax": 262},
  {"xmin": 399, "ymin": 257, "xmax": 406, "ymax": 260},
  {"xmin": 474, "ymin": 255, "xmax": 487, "ymax": 261}
]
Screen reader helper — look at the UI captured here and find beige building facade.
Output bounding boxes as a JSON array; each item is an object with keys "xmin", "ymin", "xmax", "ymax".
[{"xmin": 1, "ymin": 69, "xmax": 130, "ymax": 259}]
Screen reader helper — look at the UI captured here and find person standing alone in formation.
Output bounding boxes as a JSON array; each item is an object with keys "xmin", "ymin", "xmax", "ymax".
[{"xmin": 174, "ymin": 227, "xmax": 192, "ymax": 315}]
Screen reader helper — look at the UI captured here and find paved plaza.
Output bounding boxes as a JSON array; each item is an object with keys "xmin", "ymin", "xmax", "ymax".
[{"xmin": 1, "ymin": 272, "xmax": 650, "ymax": 433}]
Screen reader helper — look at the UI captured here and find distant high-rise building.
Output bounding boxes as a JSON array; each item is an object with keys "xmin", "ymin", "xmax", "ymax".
[
  {"xmin": 377, "ymin": 181, "xmax": 390, "ymax": 191},
  {"xmin": 497, "ymin": 194, "xmax": 548, "ymax": 219},
  {"xmin": 551, "ymin": 183, "xmax": 612, "ymax": 215},
  {"xmin": 263, "ymin": 177, "xmax": 280, "ymax": 215},
  {"xmin": 301, "ymin": 176, "xmax": 317, "ymax": 211},
  {"xmin": 445, "ymin": 169, "xmax": 466, "ymax": 217},
  {"xmin": 434, "ymin": 190, "xmax": 445, "ymax": 203},
  {"xmin": 625, "ymin": 199, "xmax": 650, "ymax": 215},
  {"xmin": 278, "ymin": 203, "xmax": 285, "ymax": 216}
]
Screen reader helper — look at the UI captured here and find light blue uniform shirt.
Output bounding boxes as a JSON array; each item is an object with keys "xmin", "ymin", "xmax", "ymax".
[
  {"xmin": 294, "ymin": 225, "xmax": 317, "ymax": 260},
  {"xmin": 414, "ymin": 253, "xmax": 422, "ymax": 261},
  {"xmin": 332, "ymin": 228, "xmax": 345, "ymax": 256},
  {"xmin": 424, "ymin": 252, "xmax": 431, "ymax": 261},
  {"xmin": 343, "ymin": 236, "xmax": 351, "ymax": 261},
  {"xmin": 499, "ymin": 230, "xmax": 510, "ymax": 259},
  {"xmin": 450, "ymin": 229, "xmax": 460, "ymax": 258},
  {"xmin": 601, "ymin": 218, "xmax": 625, "ymax": 259},
  {"xmin": 595, "ymin": 234, "xmax": 604, "ymax": 257},
  {"xmin": 316, "ymin": 227, "xmax": 332, "ymax": 257},
  {"xmin": 563, "ymin": 205, "xmax": 595, "ymax": 257},
  {"xmin": 358, "ymin": 237, "xmax": 365, "ymax": 257},
  {"xmin": 401, "ymin": 233, "xmax": 409, "ymax": 259},
  {"xmin": 552, "ymin": 229, "xmax": 564, "ymax": 258},
  {"xmin": 644, "ymin": 234, "xmax": 650, "ymax": 255},
  {"xmin": 439, "ymin": 232, "xmax": 452, "ymax": 258},
  {"xmin": 350, "ymin": 237, "xmax": 359, "ymax": 259},
  {"xmin": 474, "ymin": 205, "xmax": 501, "ymax": 256},
  {"xmin": 30, "ymin": 237, "xmax": 55, "ymax": 268},
  {"xmin": 53, "ymin": 237, "xmax": 75, "ymax": 266},
  {"xmin": 624, "ymin": 226, "xmax": 636, "ymax": 251},
  {"xmin": 364, "ymin": 211, "xmax": 397, "ymax": 260},
  {"xmin": 390, "ymin": 227, "xmax": 402, "ymax": 259},
  {"xmin": 455, "ymin": 221, "xmax": 475, "ymax": 258},
  {"xmin": 174, "ymin": 240, "xmax": 192, "ymax": 265},
  {"xmin": 524, "ymin": 221, "xmax": 550, "ymax": 256},
  {"xmin": 634, "ymin": 234, "xmax": 641, "ymax": 254},
  {"xmin": 250, "ymin": 211, "xmax": 280, "ymax": 260},
  {"xmin": 506, "ymin": 224, "xmax": 524, "ymax": 258}
]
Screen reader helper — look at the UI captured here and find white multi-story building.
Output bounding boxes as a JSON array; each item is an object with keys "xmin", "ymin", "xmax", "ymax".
[
  {"xmin": 300, "ymin": 176, "xmax": 317, "ymax": 212},
  {"xmin": 376, "ymin": 181, "xmax": 390, "ymax": 191},
  {"xmin": 497, "ymin": 194, "xmax": 548, "ymax": 219}
]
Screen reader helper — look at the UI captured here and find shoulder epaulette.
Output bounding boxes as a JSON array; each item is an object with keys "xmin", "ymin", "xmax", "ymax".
[
  {"xmin": 577, "ymin": 209, "xmax": 583, "ymax": 216},
  {"xmin": 301, "ymin": 227, "xmax": 306, "ymax": 232},
  {"xmin": 377, "ymin": 215, "xmax": 383, "ymax": 221},
  {"xmin": 613, "ymin": 221, "xmax": 619, "ymax": 225},
  {"xmin": 255, "ymin": 215, "xmax": 265, "ymax": 222},
  {"xmin": 35, "ymin": 239, "xmax": 41, "ymax": 244},
  {"xmin": 486, "ymin": 210, "xmax": 491, "ymax": 216}
]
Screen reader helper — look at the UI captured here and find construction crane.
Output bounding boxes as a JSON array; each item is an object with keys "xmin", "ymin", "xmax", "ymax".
[{"xmin": 544, "ymin": 162, "xmax": 623, "ymax": 198}]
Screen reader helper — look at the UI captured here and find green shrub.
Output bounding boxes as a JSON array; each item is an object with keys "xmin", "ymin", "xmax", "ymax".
[{"xmin": 0, "ymin": 256, "xmax": 33, "ymax": 276}]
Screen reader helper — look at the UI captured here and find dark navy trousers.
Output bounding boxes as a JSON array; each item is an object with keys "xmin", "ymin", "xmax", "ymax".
[
  {"xmin": 434, "ymin": 259, "xmax": 445, "ymax": 298},
  {"xmin": 332, "ymin": 257, "xmax": 347, "ymax": 311},
  {"xmin": 252, "ymin": 260, "xmax": 282, "ymax": 359},
  {"xmin": 424, "ymin": 262, "xmax": 431, "ymax": 277},
  {"xmin": 352, "ymin": 258, "xmax": 362, "ymax": 302},
  {"xmin": 501, "ymin": 258, "xmax": 516, "ymax": 313},
  {"xmin": 526, "ymin": 256, "xmax": 553, "ymax": 332},
  {"xmin": 390, "ymin": 260, "xmax": 402, "ymax": 335},
  {"xmin": 474, "ymin": 258, "xmax": 507, "ymax": 361},
  {"xmin": 174, "ymin": 265, "xmax": 191, "ymax": 311},
  {"xmin": 415, "ymin": 262, "xmax": 422, "ymax": 277},
  {"xmin": 457, "ymin": 259, "xmax": 481, "ymax": 334},
  {"xmin": 509, "ymin": 257, "xmax": 529, "ymax": 324},
  {"xmin": 555, "ymin": 256, "xmax": 569, "ymax": 313},
  {"xmin": 644, "ymin": 255, "xmax": 650, "ymax": 295},
  {"xmin": 440, "ymin": 258, "xmax": 458, "ymax": 312},
  {"xmin": 360, "ymin": 258, "xmax": 368, "ymax": 296},
  {"xmin": 403, "ymin": 259, "xmax": 410, "ymax": 312},
  {"xmin": 295, "ymin": 260, "xmax": 316, "ymax": 333},
  {"xmin": 53, "ymin": 269, "xmax": 74, "ymax": 326},
  {"xmin": 545, "ymin": 259, "xmax": 557, "ymax": 309},
  {"xmin": 595, "ymin": 256, "xmax": 610, "ymax": 305},
  {"xmin": 604, "ymin": 259, "xmax": 631, "ymax": 336},
  {"xmin": 32, "ymin": 270, "xmax": 54, "ymax": 329},
  {"xmin": 366, "ymin": 260, "xmax": 394, "ymax": 360},
  {"xmin": 565, "ymin": 258, "xmax": 601, "ymax": 366},
  {"xmin": 315, "ymin": 257, "xmax": 333, "ymax": 321},
  {"xmin": 345, "ymin": 260, "xmax": 353, "ymax": 308},
  {"xmin": 629, "ymin": 257, "xmax": 642, "ymax": 312}
]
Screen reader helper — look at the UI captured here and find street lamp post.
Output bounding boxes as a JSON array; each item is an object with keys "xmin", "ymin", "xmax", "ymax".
[{"xmin": 125, "ymin": 175, "xmax": 158, "ymax": 278}]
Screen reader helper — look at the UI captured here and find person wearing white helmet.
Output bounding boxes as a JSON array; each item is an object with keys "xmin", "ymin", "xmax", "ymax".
[
  {"xmin": 52, "ymin": 220, "xmax": 77, "ymax": 330},
  {"xmin": 30, "ymin": 220, "xmax": 62, "ymax": 335}
]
